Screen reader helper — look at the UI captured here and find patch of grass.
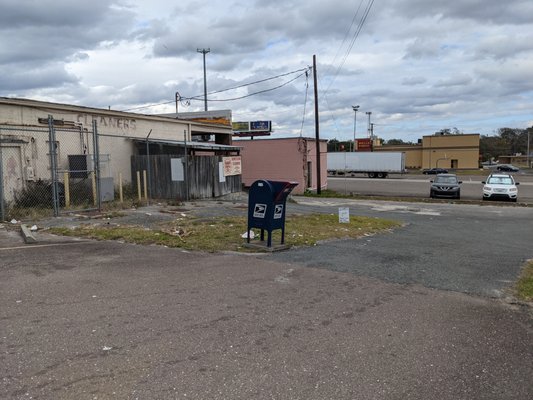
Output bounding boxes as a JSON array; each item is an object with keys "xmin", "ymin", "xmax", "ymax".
[
  {"xmin": 304, "ymin": 189, "xmax": 353, "ymax": 198},
  {"xmin": 515, "ymin": 260, "xmax": 533, "ymax": 302},
  {"xmin": 48, "ymin": 213, "xmax": 401, "ymax": 253},
  {"xmin": 284, "ymin": 213, "xmax": 400, "ymax": 246}
]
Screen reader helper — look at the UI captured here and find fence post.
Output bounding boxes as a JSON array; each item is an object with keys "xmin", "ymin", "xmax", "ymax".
[
  {"xmin": 184, "ymin": 137, "xmax": 189, "ymax": 201},
  {"xmin": 0, "ymin": 128, "xmax": 4, "ymax": 221},
  {"xmin": 136, "ymin": 171, "xmax": 142, "ymax": 201},
  {"xmin": 93, "ymin": 120, "xmax": 101, "ymax": 211},
  {"xmin": 143, "ymin": 170, "xmax": 148, "ymax": 201},
  {"xmin": 145, "ymin": 130, "xmax": 152, "ymax": 205},
  {"xmin": 119, "ymin": 172, "xmax": 123, "ymax": 203},
  {"xmin": 63, "ymin": 172, "xmax": 70, "ymax": 208},
  {"xmin": 48, "ymin": 115, "xmax": 60, "ymax": 217},
  {"xmin": 91, "ymin": 172, "xmax": 97, "ymax": 206}
]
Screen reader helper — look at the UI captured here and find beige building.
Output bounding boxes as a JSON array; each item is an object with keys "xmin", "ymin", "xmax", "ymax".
[
  {"xmin": 0, "ymin": 97, "xmax": 239, "ymax": 204},
  {"xmin": 374, "ymin": 134, "xmax": 480, "ymax": 170}
]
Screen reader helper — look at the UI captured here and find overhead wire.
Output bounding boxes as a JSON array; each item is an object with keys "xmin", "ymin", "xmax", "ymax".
[
  {"xmin": 185, "ymin": 69, "xmax": 310, "ymax": 103},
  {"xmin": 317, "ymin": 0, "xmax": 375, "ymax": 140},
  {"xmin": 323, "ymin": 0, "xmax": 375, "ymax": 95},
  {"xmin": 189, "ymin": 67, "xmax": 309, "ymax": 99},
  {"xmin": 322, "ymin": 0, "xmax": 364, "ymax": 87},
  {"xmin": 299, "ymin": 69, "xmax": 310, "ymax": 137},
  {"xmin": 121, "ymin": 67, "xmax": 310, "ymax": 112}
]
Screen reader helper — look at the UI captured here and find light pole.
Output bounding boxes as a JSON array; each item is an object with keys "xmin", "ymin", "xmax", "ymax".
[
  {"xmin": 527, "ymin": 129, "xmax": 531, "ymax": 168},
  {"xmin": 365, "ymin": 111, "xmax": 372, "ymax": 138},
  {"xmin": 197, "ymin": 48, "xmax": 210, "ymax": 111},
  {"xmin": 352, "ymin": 105, "xmax": 359, "ymax": 152}
]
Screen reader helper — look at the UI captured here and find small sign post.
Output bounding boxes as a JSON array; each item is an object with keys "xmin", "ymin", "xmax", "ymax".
[{"xmin": 339, "ymin": 207, "xmax": 350, "ymax": 223}]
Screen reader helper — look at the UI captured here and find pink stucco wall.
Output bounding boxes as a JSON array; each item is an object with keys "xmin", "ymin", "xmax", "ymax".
[{"xmin": 237, "ymin": 137, "xmax": 328, "ymax": 194}]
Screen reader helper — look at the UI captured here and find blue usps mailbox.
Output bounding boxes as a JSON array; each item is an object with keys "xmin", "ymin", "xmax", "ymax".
[{"xmin": 247, "ymin": 180, "xmax": 298, "ymax": 247}]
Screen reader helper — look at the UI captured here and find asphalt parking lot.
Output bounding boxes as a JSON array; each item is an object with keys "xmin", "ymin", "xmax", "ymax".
[{"xmin": 1, "ymin": 197, "xmax": 532, "ymax": 399}]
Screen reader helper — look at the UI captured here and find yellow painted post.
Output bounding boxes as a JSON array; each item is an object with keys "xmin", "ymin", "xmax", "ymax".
[
  {"xmin": 63, "ymin": 172, "xmax": 70, "ymax": 208},
  {"xmin": 119, "ymin": 173, "xmax": 123, "ymax": 203},
  {"xmin": 91, "ymin": 172, "xmax": 97, "ymax": 206},
  {"xmin": 143, "ymin": 170, "xmax": 148, "ymax": 201},
  {"xmin": 136, "ymin": 171, "xmax": 142, "ymax": 201}
]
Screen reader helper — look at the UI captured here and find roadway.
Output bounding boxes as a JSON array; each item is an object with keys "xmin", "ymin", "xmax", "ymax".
[
  {"xmin": 2, "ymin": 198, "xmax": 532, "ymax": 399},
  {"xmin": 327, "ymin": 173, "xmax": 533, "ymax": 203}
]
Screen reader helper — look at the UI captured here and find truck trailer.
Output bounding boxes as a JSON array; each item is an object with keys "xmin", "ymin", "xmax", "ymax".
[{"xmin": 327, "ymin": 152, "xmax": 405, "ymax": 178}]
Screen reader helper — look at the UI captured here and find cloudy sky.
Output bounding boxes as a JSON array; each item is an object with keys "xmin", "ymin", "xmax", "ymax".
[{"xmin": 1, "ymin": 0, "xmax": 533, "ymax": 142}]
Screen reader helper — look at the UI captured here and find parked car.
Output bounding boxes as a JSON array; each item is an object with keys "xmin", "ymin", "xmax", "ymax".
[
  {"xmin": 422, "ymin": 167, "xmax": 448, "ymax": 175},
  {"xmin": 482, "ymin": 173, "xmax": 519, "ymax": 202},
  {"xmin": 429, "ymin": 174, "xmax": 462, "ymax": 199},
  {"xmin": 496, "ymin": 164, "xmax": 519, "ymax": 172}
]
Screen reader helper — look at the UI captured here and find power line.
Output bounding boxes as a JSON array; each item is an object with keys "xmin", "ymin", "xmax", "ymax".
[
  {"xmin": 190, "ymin": 67, "xmax": 310, "ymax": 99},
  {"xmin": 314, "ymin": 0, "xmax": 375, "ymax": 142},
  {"xmin": 323, "ymin": 0, "xmax": 364, "ymax": 82},
  {"xmin": 299, "ymin": 69, "xmax": 311, "ymax": 137},
  {"xmin": 121, "ymin": 67, "xmax": 310, "ymax": 112},
  {"xmin": 121, "ymin": 99, "xmax": 176, "ymax": 112},
  {"xmin": 185, "ymin": 70, "xmax": 309, "ymax": 103},
  {"xmin": 324, "ymin": 0, "xmax": 375, "ymax": 95}
]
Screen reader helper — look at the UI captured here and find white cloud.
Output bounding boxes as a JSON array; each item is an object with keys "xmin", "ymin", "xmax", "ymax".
[{"xmin": 0, "ymin": 0, "xmax": 532, "ymax": 143}]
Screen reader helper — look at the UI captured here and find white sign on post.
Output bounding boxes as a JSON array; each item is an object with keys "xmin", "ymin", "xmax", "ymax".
[{"xmin": 338, "ymin": 207, "xmax": 350, "ymax": 223}]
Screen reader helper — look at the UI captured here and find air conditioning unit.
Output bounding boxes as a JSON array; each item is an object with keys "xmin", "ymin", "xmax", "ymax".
[{"xmin": 68, "ymin": 154, "xmax": 89, "ymax": 178}]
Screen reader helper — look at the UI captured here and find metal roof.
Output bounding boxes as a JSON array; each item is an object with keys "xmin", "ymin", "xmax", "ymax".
[{"xmin": 131, "ymin": 138, "xmax": 241, "ymax": 152}]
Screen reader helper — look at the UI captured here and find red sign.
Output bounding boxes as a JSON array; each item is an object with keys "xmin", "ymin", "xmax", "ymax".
[{"xmin": 355, "ymin": 138, "xmax": 372, "ymax": 151}]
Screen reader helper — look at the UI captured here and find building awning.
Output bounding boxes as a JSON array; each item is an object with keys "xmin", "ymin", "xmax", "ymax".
[{"xmin": 131, "ymin": 138, "xmax": 241, "ymax": 152}]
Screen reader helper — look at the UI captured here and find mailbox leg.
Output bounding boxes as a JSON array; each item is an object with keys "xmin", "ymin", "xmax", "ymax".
[
  {"xmin": 267, "ymin": 231, "xmax": 272, "ymax": 247},
  {"xmin": 260, "ymin": 229, "xmax": 265, "ymax": 242}
]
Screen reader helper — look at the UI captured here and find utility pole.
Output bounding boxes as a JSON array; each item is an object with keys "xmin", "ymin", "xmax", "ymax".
[
  {"xmin": 197, "ymin": 48, "xmax": 210, "ymax": 111},
  {"xmin": 313, "ymin": 55, "xmax": 321, "ymax": 195},
  {"xmin": 352, "ymin": 105, "xmax": 359, "ymax": 151}
]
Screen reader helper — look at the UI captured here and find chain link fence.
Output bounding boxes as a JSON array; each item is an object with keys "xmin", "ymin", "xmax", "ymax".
[
  {"xmin": 1, "ymin": 116, "xmax": 101, "ymax": 221},
  {"xmin": 2, "ymin": 115, "xmax": 242, "ymax": 222}
]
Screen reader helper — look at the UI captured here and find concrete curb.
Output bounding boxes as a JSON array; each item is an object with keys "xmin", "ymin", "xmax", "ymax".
[{"xmin": 20, "ymin": 224, "xmax": 37, "ymax": 244}]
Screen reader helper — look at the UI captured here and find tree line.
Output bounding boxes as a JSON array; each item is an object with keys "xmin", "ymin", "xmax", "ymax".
[{"xmin": 327, "ymin": 127, "xmax": 533, "ymax": 162}]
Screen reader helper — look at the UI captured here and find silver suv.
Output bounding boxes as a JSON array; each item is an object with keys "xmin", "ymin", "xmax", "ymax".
[{"xmin": 482, "ymin": 173, "xmax": 519, "ymax": 202}]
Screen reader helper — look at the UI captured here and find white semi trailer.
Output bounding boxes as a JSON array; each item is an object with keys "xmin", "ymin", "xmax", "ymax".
[{"xmin": 327, "ymin": 152, "xmax": 405, "ymax": 178}]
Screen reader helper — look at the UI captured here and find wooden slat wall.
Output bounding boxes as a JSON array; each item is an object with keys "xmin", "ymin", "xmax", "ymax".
[{"xmin": 131, "ymin": 155, "xmax": 241, "ymax": 200}]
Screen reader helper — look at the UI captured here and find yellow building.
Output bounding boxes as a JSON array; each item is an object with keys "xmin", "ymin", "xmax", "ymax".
[
  {"xmin": 373, "ymin": 143, "xmax": 423, "ymax": 169},
  {"xmin": 422, "ymin": 134, "xmax": 479, "ymax": 169},
  {"xmin": 374, "ymin": 134, "xmax": 480, "ymax": 170}
]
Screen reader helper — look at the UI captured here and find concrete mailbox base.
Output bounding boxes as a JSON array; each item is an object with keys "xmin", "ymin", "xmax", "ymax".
[{"xmin": 242, "ymin": 241, "xmax": 290, "ymax": 252}]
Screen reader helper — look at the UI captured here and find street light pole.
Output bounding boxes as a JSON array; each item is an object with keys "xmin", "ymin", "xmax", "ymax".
[
  {"xmin": 197, "ymin": 48, "xmax": 210, "ymax": 111},
  {"xmin": 352, "ymin": 105, "xmax": 359, "ymax": 152},
  {"xmin": 527, "ymin": 130, "xmax": 531, "ymax": 168},
  {"xmin": 365, "ymin": 111, "xmax": 372, "ymax": 138}
]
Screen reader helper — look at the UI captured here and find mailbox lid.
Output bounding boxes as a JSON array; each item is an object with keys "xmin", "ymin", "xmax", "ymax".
[{"xmin": 269, "ymin": 181, "xmax": 299, "ymax": 202}]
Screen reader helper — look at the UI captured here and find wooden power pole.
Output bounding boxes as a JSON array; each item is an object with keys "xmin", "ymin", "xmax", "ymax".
[{"xmin": 313, "ymin": 55, "xmax": 321, "ymax": 195}]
